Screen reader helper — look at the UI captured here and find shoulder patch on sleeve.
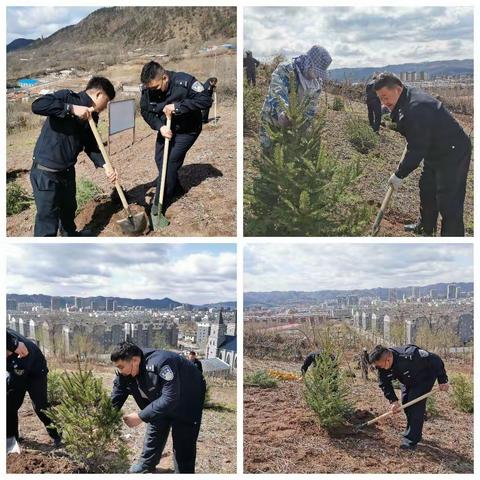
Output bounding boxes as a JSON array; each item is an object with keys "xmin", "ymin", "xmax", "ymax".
[
  {"xmin": 418, "ymin": 349, "xmax": 429, "ymax": 358},
  {"xmin": 191, "ymin": 81, "xmax": 205, "ymax": 93},
  {"xmin": 159, "ymin": 365, "xmax": 174, "ymax": 381}
]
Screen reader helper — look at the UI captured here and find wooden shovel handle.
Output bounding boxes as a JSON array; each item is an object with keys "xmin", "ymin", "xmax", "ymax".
[
  {"xmin": 88, "ymin": 117, "xmax": 130, "ymax": 213},
  {"xmin": 158, "ymin": 116, "xmax": 172, "ymax": 206},
  {"xmin": 365, "ymin": 389, "xmax": 437, "ymax": 427}
]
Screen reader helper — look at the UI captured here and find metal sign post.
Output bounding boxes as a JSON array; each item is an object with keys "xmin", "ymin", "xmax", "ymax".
[{"xmin": 108, "ymin": 98, "xmax": 136, "ymax": 155}]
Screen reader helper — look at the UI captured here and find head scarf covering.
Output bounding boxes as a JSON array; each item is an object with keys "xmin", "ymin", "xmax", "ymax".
[{"xmin": 293, "ymin": 45, "xmax": 332, "ymax": 92}]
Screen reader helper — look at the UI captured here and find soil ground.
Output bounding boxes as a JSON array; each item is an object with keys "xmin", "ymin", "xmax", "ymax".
[
  {"xmin": 244, "ymin": 356, "xmax": 473, "ymax": 474},
  {"xmin": 7, "ymin": 362, "xmax": 236, "ymax": 473}
]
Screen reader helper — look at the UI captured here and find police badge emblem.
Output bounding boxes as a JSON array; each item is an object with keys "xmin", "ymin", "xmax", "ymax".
[
  {"xmin": 159, "ymin": 365, "xmax": 174, "ymax": 381},
  {"xmin": 191, "ymin": 81, "xmax": 204, "ymax": 93}
]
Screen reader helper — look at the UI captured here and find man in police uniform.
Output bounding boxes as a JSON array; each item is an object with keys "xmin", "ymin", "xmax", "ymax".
[
  {"xmin": 368, "ymin": 344, "xmax": 449, "ymax": 450},
  {"xmin": 244, "ymin": 50, "xmax": 260, "ymax": 86},
  {"xmin": 360, "ymin": 347, "xmax": 370, "ymax": 380},
  {"xmin": 110, "ymin": 341, "xmax": 206, "ymax": 473},
  {"xmin": 7, "ymin": 329, "xmax": 61, "ymax": 446},
  {"xmin": 140, "ymin": 61, "xmax": 212, "ymax": 210},
  {"xmin": 30, "ymin": 76, "xmax": 118, "ymax": 236},
  {"xmin": 301, "ymin": 349, "xmax": 337, "ymax": 375},
  {"xmin": 365, "ymin": 74, "xmax": 381, "ymax": 133},
  {"xmin": 201, "ymin": 77, "xmax": 218, "ymax": 124},
  {"xmin": 374, "ymin": 72, "xmax": 471, "ymax": 236}
]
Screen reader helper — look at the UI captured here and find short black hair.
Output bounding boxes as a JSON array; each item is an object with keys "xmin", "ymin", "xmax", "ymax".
[
  {"xmin": 110, "ymin": 341, "xmax": 142, "ymax": 362},
  {"xmin": 141, "ymin": 61, "xmax": 166, "ymax": 85},
  {"xmin": 373, "ymin": 72, "xmax": 403, "ymax": 91},
  {"xmin": 86, "ymin": 76, "xmax": 116, "ymax": 100},
  {"xmin": 189, "ymin": 350, "xmax": 196, "ymax": 356},
  {"xmin": 368, "ymin": 345, "xmax": 389, "ymax": 364}
]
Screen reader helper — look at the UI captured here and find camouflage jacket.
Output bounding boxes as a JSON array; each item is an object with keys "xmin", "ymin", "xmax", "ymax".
[{"xmin": 260, "ymin": 61, "xmax": 322, "ymax": 126}]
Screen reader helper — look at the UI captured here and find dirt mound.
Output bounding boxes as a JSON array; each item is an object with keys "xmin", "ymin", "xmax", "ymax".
[
  {"xmin": 244, "ymin": 357, "xmax": 473, "ymax": 473},
  {"xmin": 7, "ymin": 452, "xmax": 81, "ymax": 473}
]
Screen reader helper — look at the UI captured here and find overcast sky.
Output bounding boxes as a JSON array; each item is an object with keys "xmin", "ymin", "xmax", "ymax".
[
  {"xmin": 244, "ymin": 6, "xmax": 473, "ymax": 68},
  {"xmin": 244, "ymin": 244, "xmax": 473, "ymax": 292},
  {"xmin": 7, "ymin": 244, "xmax": 236, "ymax": 305},
  {"xmin": 6, "ymin": 6, "xmax": 100, "ymax": 44}
]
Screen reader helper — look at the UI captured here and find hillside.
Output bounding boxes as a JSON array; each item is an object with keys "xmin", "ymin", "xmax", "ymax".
[
  {"xmin": 7, "ymin": 361, "xmax": 236, "ymax": 473},
  {"xmin": 243, "ymin": 63, "xmax": 473, "ymax": 237},
  {"xmin": 244, "ymin": 283, "xmax": 474, "ymax": 307},
  {"xmin": 7, "ymin": 38, "xmax": 35, "ymax": 53},
  {"xmin": 7, "ymin": 6, "xmax": 236, "ymax": 80},
  {"xmin": 329, "ymin": 59, "xmax": 473, "ymax": 82},
  {"xmin": 244, "ymin": 356, "xmax": 473, "ymax": 473}
]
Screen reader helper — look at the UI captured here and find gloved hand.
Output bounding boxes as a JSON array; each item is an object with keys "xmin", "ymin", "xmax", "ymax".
[
  {"xmin": 278, "ymin": 111, "xmax": 291, "ymax": 128},
  {"xmin": 388, "ymin": 173, "xmax": 403, "ymax": 191}
]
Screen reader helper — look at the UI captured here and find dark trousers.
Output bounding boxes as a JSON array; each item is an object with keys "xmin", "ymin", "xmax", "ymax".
[
  {"xmin": 246, "ymin": 73, "xmax": 256, "ymax": 86},
  {"xmin": 419, "ymin": 143, "xmax": 471, "ymax": 236},
  {"xmin": 138, "ymin": 417, "xmax": 202, "ymax": 473},
  {"xmin": 367, "ymin": 100, "xmax": 382, "ymax": 132},
  {"xmin": 7, "ymin": 373, "xmax": 59, "ymax": 440},
  {"xmin": 202, "ymin": 108, "xmax": 210, "ymax": 123},
  {"xmin": 30, "ymin": 165, "xmax": 77, "ymax": 237},
  {"xmin": 154, "ymin": 132, "xmax": 200, "ymax": 208},
  {"xmin": 401, "ymin": 378, "xmax": 436, "ymax": 446}
]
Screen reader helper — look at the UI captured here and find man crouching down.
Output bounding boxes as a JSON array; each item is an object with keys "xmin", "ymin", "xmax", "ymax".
[{"xmin": 110, "ymin": 341, "xmax": 206, "ymax": 473}]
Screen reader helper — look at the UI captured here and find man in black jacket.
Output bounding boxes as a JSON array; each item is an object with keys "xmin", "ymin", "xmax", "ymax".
[
  {"xmin": 188, "ymin": 350, "xmax": 203, "ymax": 374},
  {"xmin": 369, "ymin": 344, "xmax": 449, "ymax": 450},
  {"xmin": 365, "ymin": 75, "xmax": 381, "ymax": 133},
  {"xmin": 140, "ymin": 61, "xmax": 212, "ymax": 210},
  {"xmin": 374, "ymin": 72, "xmax": 471, "ymax": 236},
  {"xmin": 202, "ymin": 77, "xmax": 217, "ymax": 124},
  {"xmin": 110, "ymin": 341, "xmax": 206, "ymax": 473},
  {"xmin": 30, "ymin": 76, "xmax": 117, "ymax": 236},
  {"xmin": 7, "ymin": 329, "xmax": 61, "ymax": 446}
]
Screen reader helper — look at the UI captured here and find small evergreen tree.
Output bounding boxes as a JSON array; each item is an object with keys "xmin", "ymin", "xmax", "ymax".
[
  {"xmin": 245, "ymin": 76, "xmax": 371, "ymax": 236},
  {"xmin": 450, "ymin": 373, "xmax": 473, "ymax": 413},
  {"xmin": 46, "ymin": 364, "xmax": 129, "ymax": 473},
  {"xmin": 303, "ymin": 344, "xmax": 353, "ymax": 430}
]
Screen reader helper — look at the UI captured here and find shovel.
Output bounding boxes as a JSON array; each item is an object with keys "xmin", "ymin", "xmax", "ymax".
[
  {"xmin": 88, "ymin": 118, "xmax": 147, "ymax": 236},
  {"xmin": 151, "ymin": 116, "xmax": 172, "ymax": 230},
  {"xmin": 372, "ymin": 185, "xmax": 394, "ymax": 236},
  {"xmin": 354, "ymin": 389, "xmax": 437, "ymax": 432}
]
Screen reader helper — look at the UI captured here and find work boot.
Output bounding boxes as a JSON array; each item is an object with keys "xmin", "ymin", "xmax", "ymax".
[
  {"xmin": 52, "ymin": 436, "xmax": 62, "ymax": 448},
  {"xmin": 404, "ymin": 223, "xmax": 435, "ymax": 236},
  {"xmin": 128, "ymin": 463, "xmax": 156, "ymax": 474}
]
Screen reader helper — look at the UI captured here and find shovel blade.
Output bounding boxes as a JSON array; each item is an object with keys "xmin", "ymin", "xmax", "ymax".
[
  {"xmin": 150, "ymin": 202, "xmax": 170, "ymax": 231},
  {"xmin": 116, "ymin": 212, "xmax": 148, "ymax": 236}
]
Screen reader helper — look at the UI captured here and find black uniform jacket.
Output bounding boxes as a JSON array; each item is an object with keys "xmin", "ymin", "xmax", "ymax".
[
  {"xmin": 391, "ymin": 86, "xmax": 470, "ymax": 179},
  {"xmin": 366, "ymin": 80, "xmax": 380, "ymax": 102},
  {"xmin": 31, "ymin": 90, "xmax": 105, "ymax": 170},
  {"xmin": 140, "ymin": 71, "xmax": 212, "ymax": 135},
  {"xmin": 377, "ymin": 344, "xmax": 448, "ymax": 402},
  {"xmin": 7, "ymin": 329, "xmax": 48, "ymax": 383},
  {"xmin": 111, "ymin": 349, "xmax": 205, "ymax": 424}
]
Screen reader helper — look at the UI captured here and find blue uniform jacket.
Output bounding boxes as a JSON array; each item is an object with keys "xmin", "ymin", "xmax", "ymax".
[
  {"xmin": 140, "ymin": 71, "xmax": 212, "ymax": 134},
  {"xmin": 377, "ymin": 345, "xmax": 448, "ymax": 402},
  {"xmin": 111, "ymin": 348, "xmax": 205, "ymax": 424},
  {"xmin": 391, "ymin": 86, "xmax": 470, "ymax": 179},
  {"xmin": 31, "ymin": 90, "xmax": 105, "ymax": 170}
]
